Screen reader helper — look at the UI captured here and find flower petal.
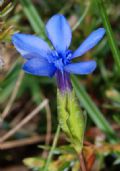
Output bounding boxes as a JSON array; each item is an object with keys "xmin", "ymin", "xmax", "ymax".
[
  {"xmin": 22, "ymin": 58, "xmax": 56, "ymax": 77},
  {"xmin": 12, "ymin": 33, "xmax": 51, "ymax": 59},
  {"xmin": 46, "ymin": 14, "xmax": 72, "ymax": 53},
  {"xmin": 64, "ymin": 60, "xmax": 96, "ymax": 75},
  {"xmin": 71, "ymin": 28, "xmax": 105, "ymax": 59}
]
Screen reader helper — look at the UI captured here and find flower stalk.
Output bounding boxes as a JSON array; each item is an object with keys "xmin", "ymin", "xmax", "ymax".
[{"xmin": 11, "ymin": 13, "xmax": 106, "ymax": 169}]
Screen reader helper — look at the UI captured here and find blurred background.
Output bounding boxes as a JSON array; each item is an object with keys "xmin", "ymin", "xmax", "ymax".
[{"xmin": 0, "ymin": 0, "xmax": 120, "ymax": 170}]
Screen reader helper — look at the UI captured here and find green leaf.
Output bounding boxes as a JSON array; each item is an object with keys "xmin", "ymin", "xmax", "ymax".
[
  {"xmin": 38, "ymin": 145, "xmax": 76, "ymax": 155},
  {"xmin": 23, "ymin": 157, "xmax": 45, "ymax": 170}
]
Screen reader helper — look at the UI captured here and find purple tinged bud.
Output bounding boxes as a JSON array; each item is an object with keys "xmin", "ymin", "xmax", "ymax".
[{"xmin": 56, "ymin": 70, "xmax": 72, "ymax": 93}]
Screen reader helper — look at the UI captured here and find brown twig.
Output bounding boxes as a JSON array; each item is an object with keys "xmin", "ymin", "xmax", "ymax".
[
  {"xmin": 0, "ymin": 135, "xmax": 42, "ymax": 150},
  {"xmin": 0, "ymin": 99, "xmax": 48, "ymax": 143},
  {"xmin": 42, "ymin": 99, "xmax": 52, "ymax": 157},
  {"xmin": 79, "ymin": 151, "xmax": 88, "ymax": 171},
  {"xmin": 45, "ymin": 103, "xmax": 52, "ymax": 146},
  {"xmin": 1, "ymin": 71, "xmax": 24, "ymax": 121},
  {"xmin": 10, "ymin": 111, "xmax": 26, "ymax": 127},
  {"xmin": 10, "ymin": 101, "xmax": 31, "ymax": 127},
  {"xmin": 0, "ymin": 134, "xmax": 65, "ymax": 150}
]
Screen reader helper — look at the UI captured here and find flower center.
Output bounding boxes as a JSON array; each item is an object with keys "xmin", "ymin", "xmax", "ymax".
[
  {"xmin": 49, "ymin": 50, "xmax": 73, "ymax": 93},
  {"xmin": 50, "ymin": 50, "xmax": 72, "ymax": 72}
]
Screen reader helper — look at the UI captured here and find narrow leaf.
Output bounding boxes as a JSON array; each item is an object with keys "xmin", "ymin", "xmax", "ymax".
[{"xmin": 96, "ymin": 0, "xmax": 120, "ymax": 71}]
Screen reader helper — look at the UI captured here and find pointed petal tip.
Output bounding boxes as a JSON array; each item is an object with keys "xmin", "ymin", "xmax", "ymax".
[
  {"xmin": 12, "ymin": 33, "xmax": 21, "ymax": 40},
  {"xmin": 11, "ymin": 33, "xmax": 17, "ymax": 42},
  {"xmin": 80, "ymin": 60, "xmax": 97, "ymax": 74},
  {"xmin": 97, "ymin": 27, "xmax": 106, "ymax": 35},
  {"xmin": 82, "ymin": 60, "xmax": 97, "ymax": 74},
  {"xmin": 12, "ymin": 33, "xmax": 24, "ymax": 46},
  {"xmin": 50, "ymin": 14, "xmax": 65, "ymax": 18},
  {"xmin": 90, "ymin": 60, "xmax": 97, "ymax": 72}
]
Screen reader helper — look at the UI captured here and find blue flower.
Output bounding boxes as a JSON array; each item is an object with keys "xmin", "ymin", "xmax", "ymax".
[{"xmin": 12, "ymin": 14, "xmax": 105, "ymax": 92}]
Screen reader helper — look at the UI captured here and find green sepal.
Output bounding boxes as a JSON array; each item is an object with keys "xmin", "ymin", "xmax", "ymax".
[{"xmin": 57, "ymin": 89, "xmax": 86, "ymax": 153}]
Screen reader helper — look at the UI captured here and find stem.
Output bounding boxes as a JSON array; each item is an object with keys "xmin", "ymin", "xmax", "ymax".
[
  {"xmin": 79, "ymin": 151, "xmax": 88, "ymax": 171},
  {"xmin": 96, "ymin": 0, "xmax": 120, "ymax": 71},
  {"xmin": 43, "ymin": 124, "xmax": 61, "ymax": 171}
]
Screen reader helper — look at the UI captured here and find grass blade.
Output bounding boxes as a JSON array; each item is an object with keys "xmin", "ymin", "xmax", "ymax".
[
  {"xmin": 96, "ymin": 0, "xmax": 120, "ymax": 71},
  {"xmin": 19, "ymin": 0, "xmax": 45, "ymax": 37}
]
